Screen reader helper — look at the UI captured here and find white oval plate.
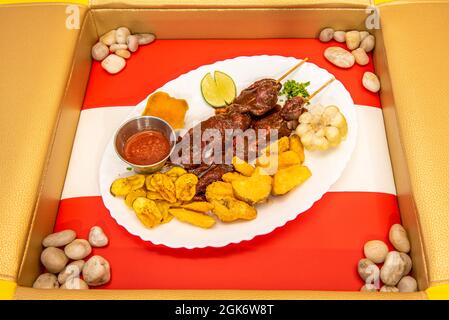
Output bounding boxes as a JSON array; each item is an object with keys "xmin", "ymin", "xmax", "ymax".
[{"xmin": 99, "ymin": 55, "xmax": 357, "ymax": 249}]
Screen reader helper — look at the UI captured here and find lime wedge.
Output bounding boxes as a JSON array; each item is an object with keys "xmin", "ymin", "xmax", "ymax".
[{"xmin": 201, "ymin": 70, "xmax": 236, "ymax": 108}]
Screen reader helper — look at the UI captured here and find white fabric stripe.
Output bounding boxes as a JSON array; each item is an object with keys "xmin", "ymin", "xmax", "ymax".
[{"xmin": 61, "ymin": 105, "xmax": 396, "ymax": 200}]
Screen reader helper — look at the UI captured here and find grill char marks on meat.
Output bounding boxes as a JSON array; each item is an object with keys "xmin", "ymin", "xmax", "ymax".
[{"xmin": 231, "ymin": 79, "xmax": 282, "ymax": 117}]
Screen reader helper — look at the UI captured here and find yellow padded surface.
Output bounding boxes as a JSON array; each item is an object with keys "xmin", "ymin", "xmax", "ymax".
[
  {"xmin": 0, "ymin": 3, "xmax": 85, "ymax": 281},
  {"xmin": 379, "ymin": 1, "xmax": 449, "ymax": 285}
]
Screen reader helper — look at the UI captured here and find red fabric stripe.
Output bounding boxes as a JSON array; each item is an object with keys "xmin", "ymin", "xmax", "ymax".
[
  {"xmin": 83, "ymin": 39, "xmax": 380, "ymax": 110},
  {"xmin": 55, "ymin": 192, "xmax": 399, "ymax": 290}
]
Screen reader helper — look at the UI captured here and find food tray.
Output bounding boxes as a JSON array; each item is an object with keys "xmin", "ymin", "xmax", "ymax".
[{"xmin": 2, "ymin": 0, "xmax": 448, "ymax": 300}]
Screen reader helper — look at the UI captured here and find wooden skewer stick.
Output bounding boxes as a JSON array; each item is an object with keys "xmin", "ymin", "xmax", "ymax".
[
  {"xmin": 276, "ymin": 58, "xmax": 309, "ymax": 83},
  {"xmin": 305, "ymin": 77, "xmax": 335, "ymax": 102}
]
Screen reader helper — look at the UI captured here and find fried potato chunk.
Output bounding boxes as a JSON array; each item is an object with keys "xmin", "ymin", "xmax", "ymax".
[
  {"xmin": 125, "ymin": 188, "xmax": 147, "ymax": 207},
  {"xmin": 231, "ymin": 173, "xmax": 272, "ymax": 205},
  {"xmin": 150, "ymin": 173, "xmax": 177, "ymax": 203},
  {"xmin": 205, "ymin": 181, "xmax": 234, "ymax": 202},
  {"xmin": 181, "ymin": 201, "xmax": 214, "ymax": 213},
  {"xmin": 169, "ymin": 208, "xmax": 216, "ymax": 229},
  {"xmin": 222, "ymin": 172, "xmax": 247, "ymax": 183},
  {"xmin": 232, "ymin": 156, "xmax": 255, "ymax": 177},
  {"xmin": 272, "ymin": 165, "xmax": 312, "ymax": 196},
  {"xmin": 211, "ymin": 197, "xmax": 257, "ymax": 222},
  {"xmin": 132, "ymin": 197, "xmax": 162, "ymax": 228},
  {"xmin": 175, "ymin": 173, "xmax": 198, "ymax": 201},
  {"xmin": 261, "ymin": 136, "xmax": 290, "ymax": 155},
  {"xmin": 278, "ymin": 151, "xmax": 301, "ymax": 168},
  {"xmin": 289, "ymin": 134, "xmax": 305, "ymax": 163}
]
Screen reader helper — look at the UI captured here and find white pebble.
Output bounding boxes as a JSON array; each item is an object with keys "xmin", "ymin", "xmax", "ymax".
[
  {"xmin": 333, "ymin": 31, "xmax": 346, "ymax": 43},
  {"xmin": 364, "ymin": 240, "xmax": 388, "ymax": 263},
  {"xmin": 136, "ymin": 33, "xmax": 155, "ymax": 45},
  {"xmin": 362, "ymin": 72, "xmax": 380, "ymax": 93},
  {"xmin": 109, "ymin": 43, "xmax": 127, "ymax": 52},
  {"xmin": 360, "ymin": 35, "xmax": 375, "ymax": 53},
  {"xmin": 101, "ymin": 54, "xmax": 126, "ymax": 74},
  {"xmin": 352, "ymin": 48, "xmax": 369, "ymax": 66},
  {"xmin": 319, "ymin": 28, "xmax": 334, "ymax": 42},
  {"xmin": 359, "ymin": 31, "xmax": 370, "ymax": 41},
  {"xmin": 116, "ymin": 27, "xmax": 131, "ymax": 44},
  {"xmin": 389, "ymin": 224, "xmax": 411, "ymax": 253},
  {"xmin": 100, "ymin": 30, "xmax": 116, "ymax": 46},
  {"xmin": 127, "ymin": 35, "xmax": 139, "ymax": 52},
  {"xmin": 91, "ymin": 42, "xmax": 109, "ymax": 61},
  {"xmin": 324, "ymin": 46, "xmax": 355, "ymax": 68},
  {"xmin": 397, "ymin": 276, "xmax": 418, "ymax": 292},
  {"xmin": 89, "ymin": 226, "xmax": 109, "ymax": 247},
  {"xmin": 346, "ymin": 30, "xmax": 361, "ymax": 50},
  {"xmin": 42, "ymin": 230, "xmax": 76, "ymax": 247}
]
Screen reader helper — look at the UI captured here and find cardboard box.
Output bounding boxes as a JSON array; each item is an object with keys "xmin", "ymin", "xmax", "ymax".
[{"xmin": 0, "ymin": 0, "xmax": 448, "ymax": 299}]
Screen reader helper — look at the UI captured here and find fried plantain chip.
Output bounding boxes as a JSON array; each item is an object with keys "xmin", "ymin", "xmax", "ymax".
[
  {"xmin": 289, "ymin": 134, "xmax": 305, "ymax": 163},
  {"xmin": 222, "ymin": 172, "xmax": 248, "ymax": 183},
  {"xmin": 211, "ymin": 197, "xmax": 257, "ymax": 222},
  {"xmin": 205, "ymin": 181, "xmax": 234, "ymax": 202},
  {"xmin": 181, "ymin": 201, "xmax": 214, "ymax": 213},
  {"xmin": 125, "ymin": 188, "xmax": 147, "ymax": 207},
  {"xmin": 168, "ymin": 208, "xmax": 216, "ymax": 229},
  {"xmin": 231, "ymin": 173, "xmax": 272, "ymax": 205},
  {"xmin": 127, "ymin": 174, "xmax": 146, "ymax": 190},
  {"xmin": 145, "ymin": 175, "xmax": 156, "ymax": 192},
  {"xmin": 174, "ymin": 173, "xmax": 198, "ymax": 201},
  {"xmin": 132, "ymin": 197, "xmax": 162, "ymax": 228},
  {"xmin": 155, "ymin": 201, "xmax": 174, "ymax": 224},
  {"xmin": 272, "ymin": 165, "xmax": 312, "ymax": 195},
  {"xmin": 232, "ymin": 156, "xmax": 255, "ymax": 177},
  {"xmin": 110, "ymin": 178, "xmax": 133, "ymax": 197},
  {"xmin": 150, "ymin": 173, "xmax": 177, "ymax": 203},
  {"xmin": 147, "ymin": 191, "xmax": 165, "ymax": 200},
  {"xmin": 165, "ymin": 166, "xmax": 187, "ymax": 178}
]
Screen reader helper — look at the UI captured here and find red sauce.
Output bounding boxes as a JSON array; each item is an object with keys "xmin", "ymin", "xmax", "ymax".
[{"xmin": 123, "ymin": 130, "xmax": 171, "ymax": 165}]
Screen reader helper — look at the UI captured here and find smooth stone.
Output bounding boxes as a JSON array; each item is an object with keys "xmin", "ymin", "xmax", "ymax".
[
  {"xmin": 364, "ymin": 240, "xmax": 388, "ymax": 263},
  {"xmin": 88, "ymin": 226, "xmax": 109, "ymax": 247},
  {"xmin": 136, "ymin": 33, "xmax": 155, "ymax": 45},
  {"xmin": 58, "ymin": 260, "xmax": 85, "ymax": 285},
  {"xmin": 100, "ymin": 30, "xmax": 116, "ymax": 46},
  {"xmin": 333, "ymin": 31, "xmax": 346, "ymax": 43},
  {"xmin": 319, "ymin": 28, "xmax": 334, "ymax": 42},
  {"xmin": 389, "ymin": 224, "xmax": 411, "ymax": 253},
  {"xmin": 82, "ymin": 255, "xmax": 111, "ymax": 286},
  {"xmin": 127, "ymin": 35, "xmax": 139, "ymax": 52},
  {"xmin": 358, "ymin": 258, "xmax": 378, "ymax": 281},
  {"xmin": 101, "ymin": 54, "xmax": 126, "ymax": 74},
  {"xmin": 397, "ymin": 276, "xmax": 418, "ymax": 292},
  {"xmin": 91, "ymin": 42, "xmax": 109, "ymax": 61},
  {"xmin": 360, "ymin": 35, "xmax": 375, "ymax": 53},
  {"xmin": 346, "ymin": 30, "xmax": 361, "ymax": 50},
  {"xmin": 109, "ymin": 43, "xmax": 127, "ymax": 52},
  {"xmin": 115, "ymin": 49, "xmax": 131, "ymax": 59},
  {"xmin": 33, "ymin": 273, "xmax": 59, "ymax": 289},
  {"xmin": 380, "ymin": 251, "xmax": 406, "ymax": 286},
  {"xmin": 352, "ymin": 48, "xmax": 369, "ymax": 66},
  {"xmin": 400, "ymin": 253, "xmax": 413, "ymax": 276},
  {"xmin": 324, "ymin": 46, "xmax": 355, "ymax": 68},
  {"xmin": 360, "ymin": 284, "xmax": 378, "ymax": 292},
  {"xmin": 64, "ymin": 239, "xmax": 92, "ymax": 260},
  {"xmin": 116, "ymin": 27, "xmax": 131, "ymax": 44},
  {"xmin": 380, "ymin": 285, "xmax": 399, "ymax": 293},
  {"xmin": 61, "ymin": 278, "xmax": 89, "ymax": 290},
  {"xmin": 359, "ymin": 31, "xmax": 370, "ymax": 41},
  {"xmin": 362, "ymin": 71, "xmax": 380, "ymax": 93},
  {"xmin": 42, "ymin": 229, "xmax": 76, "ymax": 247},
  {"xmin": 40, "ymin": 247, "xmax": 68, "ymax": 274}
]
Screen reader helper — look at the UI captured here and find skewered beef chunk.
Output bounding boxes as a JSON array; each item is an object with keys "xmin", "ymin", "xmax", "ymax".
[
  {"xmin": 194, "ymin": 164, "xmax": 233, "ymax": 195},
  {"xmin": 280, "ymin": 96, "xmax": 306, "ymax": 120},
  {"xmin": 251, "ymin": 109, "xmax": 292, "ymax": 139},
  {"xmin": 232, "ymin": 79, "xmax": 282, "ymax": 116}
]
